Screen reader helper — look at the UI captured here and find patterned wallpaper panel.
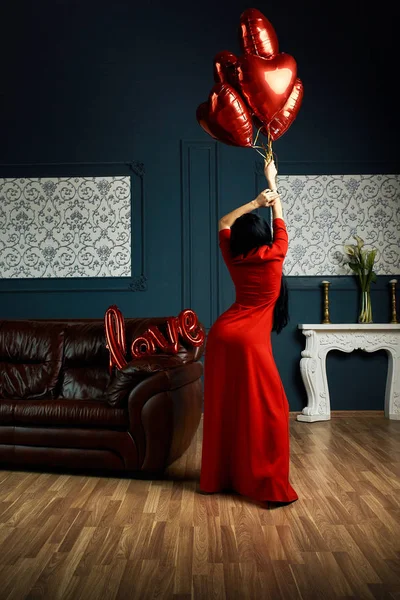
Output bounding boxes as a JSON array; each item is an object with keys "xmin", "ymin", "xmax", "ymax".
[
  {"xmin": 1, "ymin": 174, "xmax": 399, "ymax": 280},
  {"xmin": 277, "ymin": 174, "xmax": 400, "ymax": 276},
  {"xmin": 0, "ymin": 176, "xmax": 131, "ymax": 278}
]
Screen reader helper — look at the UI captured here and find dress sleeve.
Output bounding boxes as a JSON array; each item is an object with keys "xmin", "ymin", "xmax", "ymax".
[
  {"xmin": 253, "ymin": 218, "xmax": 289, "ymax": 261},
  {"xmin": 218, "ymin": 228, "xmax": 232, "ymax": 266},
  {"xmin": 270, "ymin": 218, "xmax": 288, "ymax": 258}
]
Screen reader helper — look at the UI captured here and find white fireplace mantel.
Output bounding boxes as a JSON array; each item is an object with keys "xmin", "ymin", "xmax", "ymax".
[{"xmin": 297, "ymin": 324, "xmax": 400, "ymax": 422}]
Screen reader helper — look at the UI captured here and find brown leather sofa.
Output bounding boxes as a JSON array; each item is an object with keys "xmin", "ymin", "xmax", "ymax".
[{"xmin": 0, "ymin": 318, "xmax": 204, "ymax": 474}]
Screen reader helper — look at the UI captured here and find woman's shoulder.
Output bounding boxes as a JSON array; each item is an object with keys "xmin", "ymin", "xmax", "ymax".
[
  {"xmin": 219, "ymin": 227, "xmax": 231, "ymax": 239},
  {"xmin": 272, "ymin": 217, "xmax": 286, "ymax": 229}
]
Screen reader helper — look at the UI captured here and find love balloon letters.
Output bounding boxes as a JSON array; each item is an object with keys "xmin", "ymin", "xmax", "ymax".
[{"xmin": 104, "ymin": 306, "xmax": 205, "ymax": 371}]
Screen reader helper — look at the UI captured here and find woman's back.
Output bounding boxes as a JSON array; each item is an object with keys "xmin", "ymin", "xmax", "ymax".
[{"xmin": 219, "ymin": 218, "xmax": 288, "ymax": 308}]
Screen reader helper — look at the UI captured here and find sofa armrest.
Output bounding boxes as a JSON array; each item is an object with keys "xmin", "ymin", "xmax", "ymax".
[
  {"xmin": 126, "ymin": 361, "xmax": 203, "ymax": 469},
  {"xmin": 106, "ymin": 354, "xmax": 186, "ymax": 407}
]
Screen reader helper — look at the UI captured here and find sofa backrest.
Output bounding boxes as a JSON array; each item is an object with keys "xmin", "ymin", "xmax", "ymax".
[
  {"xmin": 0, "ymin": 317, "xmax": 205, "ymax": 401},
  {"xmin": 0, "ymin": 321, "xmax": 64, "ymax": 399},
  {"xmin": 60, "ymin": 321, "xmax": 111, "ymax": 399}
]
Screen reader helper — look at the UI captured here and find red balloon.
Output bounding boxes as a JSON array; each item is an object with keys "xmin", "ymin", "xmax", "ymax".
[
  {"xmin": 130, "ymin": 310, "xmax": 205, "ymax": 358},
  {"xmin": 146, "ymin": 320, "xmax": 180, "ymax": 355},
  {"xmin": 196, "ymin": 102, "xmax": 221, "ymax": 141},
  {"xmin": 237, "ymin": 53, "xmax": 297, "ymax": 124},
  {"xmin": 268, "ymin": 78, "xmax": 304, "ymax": 141},
  {"xmin": 178, "ymin": 309, "xmax": 205, "ymax": 346},
  {"xmin": 239, "ymin": 8, "xmax": 279, "ymax": 59},
  {"xmin": 213, "ymin": 50, "xmax": 239, "ymax": 88},
  {"xmin": 131, "ymin": 333, "xmax": 156, "ymax": 359},
  {"xmin": 106, "ymin": 308, "xmax": 205, "ymax": 364},
  {"xmin": 253, "ymin": 79, "xmax": 303, "ymax": 141},
  {"xmin": 104, "ymin": 305, "xmax": 128, "ymax": 371},
  {"xmin": 196, "ymin": 83, "xmax": 253, "ymax": 147}
]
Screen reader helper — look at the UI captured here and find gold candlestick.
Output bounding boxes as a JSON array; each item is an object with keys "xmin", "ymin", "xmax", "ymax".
[
  {"xmin": 389, "ymin": 279, "xmax": 398, "ymax": 324},
  {"xmin": 321, "ymin": 280, "xmax": 331, "ymax": 324}
]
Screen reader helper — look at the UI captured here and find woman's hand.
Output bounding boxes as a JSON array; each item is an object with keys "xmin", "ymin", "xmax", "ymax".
[
  {"xmin": 264, "ymin": 158, "xmax": 277, "ymax": 187},
  {"xmin": 254, "ymin": 189, "xmax": 280, "ymax": 208}
]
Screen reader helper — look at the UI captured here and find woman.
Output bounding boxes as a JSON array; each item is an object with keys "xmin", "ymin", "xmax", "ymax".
[{"xmin": 199, "ymin": 158, "xmax": 298, "ymax": 507}]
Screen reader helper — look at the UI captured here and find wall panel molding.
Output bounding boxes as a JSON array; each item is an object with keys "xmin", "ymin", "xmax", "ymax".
[
  {"xmin": 181, "ymin": 141, "xmax": 219, "ymax": 329},
  {"xmin": 0, "ymin": 161, "xmax": 147, "ymax": 292}
]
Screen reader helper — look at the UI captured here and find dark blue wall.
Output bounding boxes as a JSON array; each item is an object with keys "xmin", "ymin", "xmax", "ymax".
[{"xmin": 1, "ymin": 0, "xmax": 399, "ymax": 411}]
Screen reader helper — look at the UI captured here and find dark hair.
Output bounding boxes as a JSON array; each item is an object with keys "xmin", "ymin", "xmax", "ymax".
[{"xmin": 230, "ymin": 213, "xmax": 289, "ymax": 334}]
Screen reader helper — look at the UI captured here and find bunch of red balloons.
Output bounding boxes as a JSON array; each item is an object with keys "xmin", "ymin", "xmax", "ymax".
[{"xmin": 196, "ymin": 8, "xmax": 303, "ymax": 155}]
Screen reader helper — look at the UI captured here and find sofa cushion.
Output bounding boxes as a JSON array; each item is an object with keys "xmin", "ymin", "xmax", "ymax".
[
  {"xmin": 13, "ymin": 399, "xmax": 128, "ymax": 429},
  {"xmin": 0, "ymin": 321, "xmax": 64, "ymax": 399},
  {"xmin": 106, "ymin": 355, "xmax": 186, "ymax": 407},
  {"xmin": 59, "ymin": 322, "xmax": 110, "ymax": 399}
]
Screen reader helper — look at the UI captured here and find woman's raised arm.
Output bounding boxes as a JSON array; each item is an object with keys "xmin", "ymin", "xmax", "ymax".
[
  {"xmin": 218, "ymin": 189, "xmax": 280, "ymax": 231},
  {"xmin": 264, "ymin": 158, "xmax": 283, "ymax": 221}
]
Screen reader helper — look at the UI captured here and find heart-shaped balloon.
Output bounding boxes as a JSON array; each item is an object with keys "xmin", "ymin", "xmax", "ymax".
[
  {"xmin": 213, "ymin": 50, "xmax": 239, "ymax": 88},
  {"xmin": 197, "ymin": 102, "xmax": 222, "ymax": 141},
  {"xmin": 237, "ymin": 53, "xmax": 297, "ymax": 123},
  {"xmin": 196, "ymin": 83, "xmax": 253, "ymax": 147},
  {"xmin": 268, "ymin": 78, "xmax": 304, "ymax": 141},
  {"xmin": 239, "ymin": 8, "xmax": 279, "ymax": 59}
]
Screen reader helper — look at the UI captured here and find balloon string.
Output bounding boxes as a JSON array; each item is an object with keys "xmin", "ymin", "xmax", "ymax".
[
  {"xmin": 252, "ymin": 125, "xmax": 273, "ymax": 163},
  {"xmin": 253, "ymin": 125, "xmax": 263, "ymax": 148},
  {"xmin": 264, "ymin": 126, "xmax": 273, "ymax": 163},
  {"xmin": 253, "ymin": 147, "xmax": 267, "ymax": 159}
]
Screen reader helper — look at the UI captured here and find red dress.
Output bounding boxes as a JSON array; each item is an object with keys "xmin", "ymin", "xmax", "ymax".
[{"xmin": 200, "ymin": 217, "xmax": 298, "ymax": 503}]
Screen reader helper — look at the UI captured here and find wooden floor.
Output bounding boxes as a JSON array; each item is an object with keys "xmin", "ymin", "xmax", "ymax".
[{"xmin": 0, "ymin": 413, "xmax": 399, "ymax": 600}]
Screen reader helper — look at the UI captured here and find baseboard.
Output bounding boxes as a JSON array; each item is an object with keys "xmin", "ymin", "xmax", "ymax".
[
  {"xmin": 201, "ymin": 410, "xmax": 386, "ymax": 420},
  {"xmin": 289, "ymin": 410, "xmax": 385, "ymax": 419}
]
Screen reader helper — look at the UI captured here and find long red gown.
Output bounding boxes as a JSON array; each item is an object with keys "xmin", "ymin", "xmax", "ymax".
[{"xmin": 200, "ymin": 217, "xmax": 298, "ymax": 503}]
